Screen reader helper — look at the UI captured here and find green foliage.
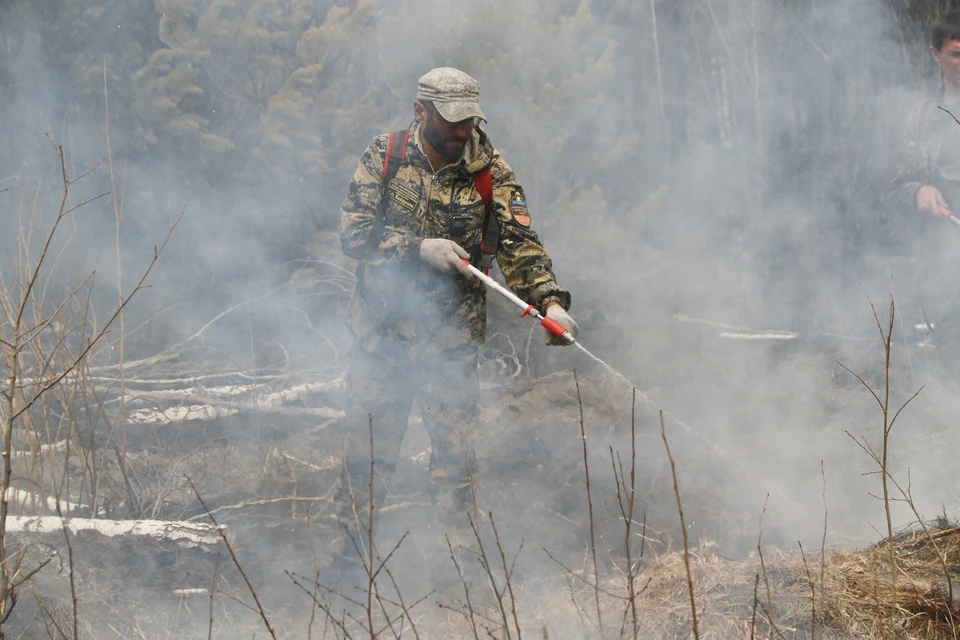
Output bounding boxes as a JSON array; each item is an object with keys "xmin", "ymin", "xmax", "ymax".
[{"xmin": 0, "ymin": 0, "xmax": 950, "ymax": 259}]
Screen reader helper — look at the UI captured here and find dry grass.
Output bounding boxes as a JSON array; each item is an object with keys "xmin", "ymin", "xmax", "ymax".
[
  {"xmin": 575, "ymin": 525, "xmax": 960, "ymax": 639},
  {"xmin": 823, "ymin": 527, "xmax": 960, "ymax": 638},
  {"xmin": 597, "ymin": 546, "xmax": 788, "ymax": 640}
]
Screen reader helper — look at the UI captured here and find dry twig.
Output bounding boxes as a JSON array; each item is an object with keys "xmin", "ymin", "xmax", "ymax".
[
  {"xmin": 186, "ymin": 476, "xmax": 277, "ymax": 640},
  {"xmin": 661, "ymin": 409, "xmax": 699, "ymax": 640},
  {"xmin": 573, "ymin": 370, "xmax": 602, "ymax": 635}
]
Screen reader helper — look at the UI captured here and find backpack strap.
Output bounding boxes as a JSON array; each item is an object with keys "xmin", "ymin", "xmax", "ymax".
[
  {"xmin": 363, "ymin": 129, "xmax": 410, "ymax": 253},
  {"xmin": 473, "ymin": 167, "xmax": 497, "ymax": 275},
  {"xmin": 381, "ymin": 129, "xmax": 409, "ymax": 182}
]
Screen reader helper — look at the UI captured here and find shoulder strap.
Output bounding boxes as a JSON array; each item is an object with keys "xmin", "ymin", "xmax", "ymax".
[
  {"xmin": 364, "ymin": 130, "xmax": 410, "ymax": 253},
  {"xmin": 474, "ymin": 166, "xmax": 492, "ymax": 202},
  {"xmin": 381, "ymin": 129, "xmax": 409, "ymax": 182},
  {"xmin": 473, "ymin": 167, "xmax": 497, "ymax": 275}
]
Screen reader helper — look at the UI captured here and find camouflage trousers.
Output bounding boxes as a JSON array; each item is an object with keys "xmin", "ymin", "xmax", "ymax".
[{"xmin": 333, "ymin": 344, "xmax": 480, "ymax": 531}]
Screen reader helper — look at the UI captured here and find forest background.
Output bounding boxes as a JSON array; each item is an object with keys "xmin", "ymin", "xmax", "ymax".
[
  {"xmin": 3, "ymin": 0, "xmax": 960, "ymax": 635},
  {"xmin": 0, "ymin": 0, "xmax": 947, "ymax": 358}
]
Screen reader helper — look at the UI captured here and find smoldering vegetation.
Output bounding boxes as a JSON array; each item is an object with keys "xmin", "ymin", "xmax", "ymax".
[{"xmin": 1, "ymin": 0, "xmax": 960, "ymax": 637}]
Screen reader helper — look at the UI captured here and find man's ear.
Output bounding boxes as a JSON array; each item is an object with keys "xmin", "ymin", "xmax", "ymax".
[{"xmin": 932, "ymin": 44, "xmax": 943, "ymax": 63}]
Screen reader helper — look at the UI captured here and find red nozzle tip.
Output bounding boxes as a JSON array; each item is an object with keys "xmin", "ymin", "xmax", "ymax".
[{"xmin": 541, "ymin": 316, "xmax": 568, "ymax": 338}]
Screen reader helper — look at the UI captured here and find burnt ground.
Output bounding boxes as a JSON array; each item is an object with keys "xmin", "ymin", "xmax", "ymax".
[{"xmin": 6, "ymin": 291, "xmax": 960, "ymax": 638}]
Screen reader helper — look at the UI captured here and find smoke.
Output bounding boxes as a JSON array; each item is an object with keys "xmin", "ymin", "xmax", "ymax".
[{"xmin": 1, "ymin": 0, "xmax": 958, "ymax": 635}]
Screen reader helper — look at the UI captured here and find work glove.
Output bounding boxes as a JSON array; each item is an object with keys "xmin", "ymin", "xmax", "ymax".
[
  {"xmin": 544, "ymin": 303, "xmax": 578, "ymax": 346},
  {"xmin": 419, "ymin": 238, "xmax": 474, "ymax": 278}
]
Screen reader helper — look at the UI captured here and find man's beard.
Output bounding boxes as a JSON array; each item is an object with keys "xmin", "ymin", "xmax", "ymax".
[{"xmin": 423, "ymin": 121, "xmax": 468, "ymax": 162}]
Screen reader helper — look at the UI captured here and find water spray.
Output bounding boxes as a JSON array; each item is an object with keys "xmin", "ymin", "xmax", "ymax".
[
  {"xmin": 465, "ymin": 260, "xmax": 805, "ymax": 512},
  {"xmin": 463, "ymin": 261, "xmax": 629, "ymax": 380},
  {"xmin": 465, "ymin": 261, "xmax": 761, "ymax": 458},
  {"xmin": 465, "ymin": 261, "xmax": 653, "ymax": 396}
]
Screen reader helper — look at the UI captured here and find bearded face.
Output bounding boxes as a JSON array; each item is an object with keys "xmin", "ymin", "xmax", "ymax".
[{"xmin": 422, "ymin": 110, "xmax": 470, "ymax": 162}]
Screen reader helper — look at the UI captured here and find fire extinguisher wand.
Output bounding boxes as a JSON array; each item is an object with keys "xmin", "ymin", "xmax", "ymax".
[
  {"xmin": 461, "ymin": 260, "xmax": 575, "ymax": 344},
  {"xmin": 937, "ymin": 205, "xmax": 960, "ymax": 226}
]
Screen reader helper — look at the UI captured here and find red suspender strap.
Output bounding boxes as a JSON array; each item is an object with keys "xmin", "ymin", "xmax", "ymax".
[
  {"xmin": 400, "ymin": 129, "xmax": 410, "ymax": 160},
  {"xmin": 474, "ymin": 166, "xmax": 492, "ymax": 202},
  {"xmin": 381, "ymin": 132, "xmax": 396, "ymax": 181},
  {"xmin": 380, "ymin": 130, "xmax": 410, "ymax": 181},
  {"xmin": 365, "ymin": 130, "xmax": 409, "ymax": 254}
]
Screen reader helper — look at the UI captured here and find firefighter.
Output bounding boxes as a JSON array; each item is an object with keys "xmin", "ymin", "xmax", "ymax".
[
  {"xmin": 892, "ymin": 11, "xmax": 960, "ymax": 375},
  {"xmin": 334, "ymin": 67, "xmax": 577, "ymax": 555}
]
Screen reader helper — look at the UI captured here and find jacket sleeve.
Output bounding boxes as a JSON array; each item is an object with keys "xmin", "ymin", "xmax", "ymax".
[
  {"xmin": 491, "ymin": 157, "xmax": 572, "ymax": 312},
  {"xmin": 890, "ymin": 102, "xmax": 929, "ymax": 211},
  {"xmin": 339, "ymin": 136, "xmax": 421, "ymax": 264}
]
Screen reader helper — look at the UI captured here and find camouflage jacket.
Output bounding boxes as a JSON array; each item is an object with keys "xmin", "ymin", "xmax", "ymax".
[
  {"xmin": 340, "ymin": 122, "xmax": 571, "ymax": 358},
  {"xmin": 891, "ymin": 96, "xmax": 955, "ymax": 210},
  {"xmin": 890, "ymin": 96, "xmax": 960, "ymax": 317}
]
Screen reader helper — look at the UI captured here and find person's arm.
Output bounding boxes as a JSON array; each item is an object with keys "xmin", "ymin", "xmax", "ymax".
[
  {"xmin": 891, "ymin": 101, "xmax": 946, "ymax": 215},
  {"xmin": 489, "ymin": 157, "xmax": 577, "ymax": 344},
  {"xmin": 490, "ymin": 157, "xmax": 571, "ymax": 313},
  {"xmin": 340, "ymin": 136, "xmax": 421, "ymax": 264}
]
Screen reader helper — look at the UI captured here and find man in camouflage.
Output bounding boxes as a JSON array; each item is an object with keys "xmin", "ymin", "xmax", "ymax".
[
  {"xmin": 335, "ymin": 67, "xmax": 577, "ymax": 551},
  {"xmin": 892, "ymin": 10, "xmax": 960, "ymax": 374}
]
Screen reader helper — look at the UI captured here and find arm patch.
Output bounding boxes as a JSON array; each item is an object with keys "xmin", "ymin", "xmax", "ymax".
[{"xmin": 509, "ymin": 189, "xmax": 531, "ymax": 226}]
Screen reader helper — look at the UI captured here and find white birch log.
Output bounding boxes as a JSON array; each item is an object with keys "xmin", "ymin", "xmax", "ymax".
[
  {"xmin": 9, "ymin": 489, "xmax": 99, "ymax": 517},
  {"xmin": 8, "ymin": 516, "xmax": 222, "ymax": 547},
  {"xmin": 12, "ymin": 440, "xmax": 67, "ymax": 456},
  {"xmin": 719, "ymin": 331, "xmax": 799, "ymax": 340},
  {"xmin": 128, "ymin": 404, "xmax": 343, "ymax": 426},
  {"xmin": 126, "ymin": 377, "xmax": 345, "ymax": 426},
  {"xmin": 86, "ymin": 353, "xmax": 180, "ymax": 373},
  {"xmin": 255, "ymin": 379, "xmax": 344, "ymax": 408},
  {"xmin": 124, "ymin": 383, "xmax": 260, "ymax": 401},
  {"xmin": 125, "ymin": 376, "xmax": 343, "ymax": 403}
]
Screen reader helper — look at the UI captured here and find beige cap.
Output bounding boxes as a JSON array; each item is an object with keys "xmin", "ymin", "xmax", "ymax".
[{"xmin": 417, "ymin": 67, "xmax": 486, "ymax": 123}]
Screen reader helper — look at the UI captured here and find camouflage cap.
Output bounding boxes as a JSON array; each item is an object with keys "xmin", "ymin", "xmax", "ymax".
[{"xmin": 417, "ymin": 67, "xmax": 486, "ymax": 123}]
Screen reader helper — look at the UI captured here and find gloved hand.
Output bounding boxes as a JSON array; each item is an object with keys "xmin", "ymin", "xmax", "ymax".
[
  {"xmin": 419, "ymin": 238, "xmax": 474, "ymax": 278},
  {"xmin": 544, "ymin": 303, "xmax": 578, "ymax": 346},
  {"xmin": 916, "ymin": 185, "xmax": 950, "ymax": 216}
]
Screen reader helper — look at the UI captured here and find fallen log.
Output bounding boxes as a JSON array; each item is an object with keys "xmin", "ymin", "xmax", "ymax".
[
  {"xmin": 126, "ymin": 376, "xmax": 345, "ymax": 426},
  {"xmin": 85, "ymin": 353, "xmax": 181, "ymax": 373},
  {"xmin": 9, "ymin": 489, "xmax": 101, "ymax": 517},
  {"xmin": 125, "ymin": 383, "xmax": 261, "ymax": 402},
  {"xmin": 15, "ymin": 353, "xmax": 183, "ymax": 388},
  {"xmin": 128, "ymin": 404, "xmax": 343, "ymax": 426},
  {"xmin": 674, "ymin": 313, "xmax": 873, "ymax": 344},
  {"xmin": 718, "ymin": 330, "xmax": 798, "ymax": 340},
  {"xmin": 8, "ymin": 516, "xmax": 221, "ymax": 548},
  {"xmin": 87, "ymin": 370, "xmax": 323, "ymax": 389}
]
